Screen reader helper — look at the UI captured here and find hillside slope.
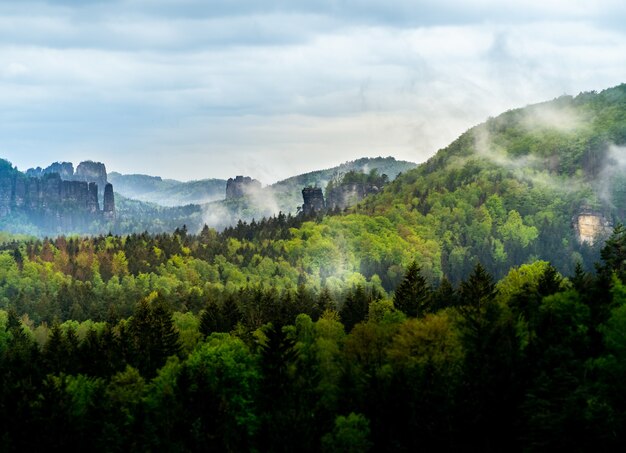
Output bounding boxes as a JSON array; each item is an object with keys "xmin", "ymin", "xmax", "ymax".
[
  {"xmin": 201, "ymin": 156, "xmax": 416, "ymax": 229},
  {"xmin": 257, "ymin": 84, "xmax": 626, "ymax": 286}
]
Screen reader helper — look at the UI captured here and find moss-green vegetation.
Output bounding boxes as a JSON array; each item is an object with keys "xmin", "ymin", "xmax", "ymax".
[{"xmin": 1, "ymin": 85, "xmax": 626, "ymax": 450}]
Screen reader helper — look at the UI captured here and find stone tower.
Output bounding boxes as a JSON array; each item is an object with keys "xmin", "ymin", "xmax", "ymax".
[
  {"xmin": 301, "ymin": 187, "xmax": 325, "ymax": 215},
  {"xmin": 103, "ymin": 183, "xmax": 115, "ymax": 219}
]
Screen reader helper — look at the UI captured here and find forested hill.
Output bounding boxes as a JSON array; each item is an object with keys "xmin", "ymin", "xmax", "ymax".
[
  {"xmin": 108, "ymin": 173, "xmax": 227, "ymax": 207},
  {"xmin": 109, "ymin": 156, "xmax": 415, "ymax": 210},
  {"xmin": 342, "ymin": 84, "xmax": 626, "ymax": 281},
  {"xmin": 2, "ymin": 85, "xmax": 626, "ymax": 451}
]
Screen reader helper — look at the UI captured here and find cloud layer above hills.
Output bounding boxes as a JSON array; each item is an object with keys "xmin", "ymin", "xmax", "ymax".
[{"xmin": 0, "ymin": 0, "xmax": 625, "ymax": 182}]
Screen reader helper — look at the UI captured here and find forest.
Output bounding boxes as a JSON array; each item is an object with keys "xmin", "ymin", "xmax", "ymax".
[
  {"xmin": 2, "ymin": 224, "xmax": 626, "ymax": 451},
  {"xmin": 0, "ymin": 85, "xmax": 625, "ymax": 451}
]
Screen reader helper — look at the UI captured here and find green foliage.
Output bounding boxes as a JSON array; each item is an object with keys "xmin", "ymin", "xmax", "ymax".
[
  {"xmin": 1, "ymin": 86, "xmax": 626, "ymax": 450},
  {"xmin": 393, "ymin": 261, "xmax": 432, "ymax": 317},
  {"xmin": 322, "ymin": 413, "xmax": 372, "ymax": 453}
]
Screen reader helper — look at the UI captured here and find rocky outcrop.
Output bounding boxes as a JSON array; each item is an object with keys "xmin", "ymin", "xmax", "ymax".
[
  {"xmin": 326, "ymin": 183, "xmax": 381, "ymax": 211},
  {"xmin": 26, "ymin": 162, "xmax": 74, "ymax": 180},
  {"xmin": 325, "ymin": 170, "xmax": 387, "ymax": 211},
  {"xmin": 103, "ymin": 183, "xmax": 115, "ymax": 219},
  {"xmin": 75, "ymin": 161, "xmax": 108, "ymax": 197},
  {"xmin": 301, "ymin": 187, "xmax": 325, "ymax": 215},
  {"xmin": 28, "ymin": 160, "xmax": 109, "ymax": 203},
  {"xmin": 225, "ymin": 176, "xmax": 261, "ymax": 200},
  {"xmin": 573, "ymin": 209, "xmax": 612, "ymax": 245},
  {"xmin": 0, "ymin": 159, "xmax": 116, "ymax": 232}
]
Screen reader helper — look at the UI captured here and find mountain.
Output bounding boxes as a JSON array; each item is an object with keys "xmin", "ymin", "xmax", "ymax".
[
  {"xmin": 108, "ymin": 172, "xmax": 226, "ymax": 206},
  {"xmin": 306, "ymin": 84, "xmax": 626, "ymax": 283},
  {"xmin": 2, "ymin": 85, "xmax": 626, "ymax": 453},
  {"xmin": 200, "ymin": 83, "xmax": 626, "ymax": 288},
  {"xmin": 106, "ymin": 156, "xmax": 416, "ymax": 232},
  {"xmin": 110, "ymin": 156, "xmax": 415, "ymax": 211},
  {"xmin": 269, "ymin": 156, "xmax": 417, "ymax": 212},
  {"xmin": 200, "ymin": 156, "xmax": 417, "ymax": 229}
]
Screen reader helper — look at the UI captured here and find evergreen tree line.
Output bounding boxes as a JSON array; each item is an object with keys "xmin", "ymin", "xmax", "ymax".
[{"xmin": 3, "ymin": 226, "xmax": 626, "ymax": 450}]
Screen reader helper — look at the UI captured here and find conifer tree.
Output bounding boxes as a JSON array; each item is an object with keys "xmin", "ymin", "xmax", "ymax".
[
  {"xmin": 458, "ymin": 262, "xmax": 496, "ymax": 309},
  {"xmin": 599, "ymin": 223, "xmax": 626, "ymax": 278},
  {"xmin": 199, "ymin": 300, "xmax": 222, "ymax": 337},
  {"xmin": 340, "ymin": 285, "xmax": 369, "ymax": 331},
  {"xmin": 393, "ymin": 261, "xmax": 431, "ymax": 317},
  {"xmin": 221, "ymin": 295, "xmax": 241, "ymax": 332},
  {"xmin": 431, "ymin": 276, "xmax": 457, "ymax": 311},
  {"xmin": 129, "ymin": 295, "xmax": 180, "ymax": 377}
]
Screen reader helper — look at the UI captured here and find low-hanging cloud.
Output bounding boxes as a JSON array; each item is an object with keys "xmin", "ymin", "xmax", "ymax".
[{"xmin": 0, "ymin": 1, "xmax": 625, "ymax": 182}]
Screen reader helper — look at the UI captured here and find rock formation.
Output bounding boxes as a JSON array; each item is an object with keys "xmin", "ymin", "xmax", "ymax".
[
  {"xmin": 103, "ymin": 183, "xmax": 115, "ymax": 219},
  {"xmin": 26, "ymin": 162, "xmax": 74, "ymax": 180},
  {"xmin": 225, "ymin": 176, "xmax": 262, "ymax": 200},
  {"xmin": 325, "ymin": 170, "xmax": 387, "ymax": 211},
  {"xmin": 0, "ymin": 159, "xmax": 116, "ymax": 232},
  {"xmin": 28, "ymin": 160, "xmax": 109, "ymax": 204},
  {"xmin": 75, "ymin": 161, "xmax": 108, "ymax": 199},
  {"xmin": 326, "ymin": 183, "xmax": 381, "ymax": 211},
  {"xmin": 573, "ymin": 209, "xmax": 612, "ymax": 245},
  {"xmin": 301, "ymin": 187, "xmax": 325, "ymax": 215}
]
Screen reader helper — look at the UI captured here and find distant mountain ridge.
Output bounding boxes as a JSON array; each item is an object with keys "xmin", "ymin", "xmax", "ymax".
[
  {"xmin": 108, "ymin": 172, "xmax": 227, "ymax": 206},
  {"xmin": 109, "ymin": 156, "xmax": 416, "ymax": 210}
]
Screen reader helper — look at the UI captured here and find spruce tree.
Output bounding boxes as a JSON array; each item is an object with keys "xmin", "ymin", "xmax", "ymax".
[
  {"xmin": 431, "ymin": 276, "xmax": 457, "ymax": 311},
  {"xmin": 458, "ymin": 262, "xmax": 496, "ymax": 310},
  {"xmin": 220, "ymin": 295, "xmax": 241, "ymax": 332},
  {"xmin": 393, "ymin": 261, "xmax": 431, "ymax": 317},
  {"xmin": 340, "ymin": 285, "xmax": 368, "ymax": 331},
  {"xmin": 199, "ymin": 301, "xmax": 222, "ymax": 337},
  {"xmin": 129, "ymin": 296, "xmax": 180, "ymax": 377}
]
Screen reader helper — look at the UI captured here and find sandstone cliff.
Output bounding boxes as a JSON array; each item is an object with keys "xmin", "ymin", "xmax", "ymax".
[
  {"xmin": 573, "ymin": 210, "xmax": 612, "ymax": 245},
  {"xmin": 1, "ymin": 159, "xmax": 115, "ymax": 232},
  {"xmin": 75, "ymin": 161, "xmax": 108, "ymax": 199},
  {"xmin": 301, "ymin": 187, "xmax": 325, "ymax": 215},
  {"xmin": 325, "ymin": 170, "xmax": 387, "ymax": 211},
  {"xmin": 225, "ymin": 176, "xmax": 261, "ymax": 200}
]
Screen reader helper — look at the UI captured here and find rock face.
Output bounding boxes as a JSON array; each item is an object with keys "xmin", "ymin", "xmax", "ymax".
[
  {"xmin": 325, "ymin": 170, "xmax": 388, "ymax": 211},
  {"xmin": 103, "ymin": 183, "xmax": 115, "ymax": 219},
  {"xmin": 326, "ymin": 183, "xmax": 380, "ymax": 211},
  {"xmin": 28, "ymin": 160, "xmax": 109, "ymax": 204},
  {"xmin": 75, "ymin": 161, "xmax": 108, "ymax": 192},
  {"xmin": 225, "ymin": 176, "xmax": 262, "ymax": 200},
  {"xmin": 301, "ymin": 187, "xmax": 325, "ymax": 215},
  {"xmin": 1, "ymin": 159, "xmax": 116, "ymax": 232},
  {"xmin": 26, "ymin": 162, "xmax": 74, "ymax": 180},
  {"xmin": 573, "ymin": 209, "xmax": 612, "ymax": 245}
]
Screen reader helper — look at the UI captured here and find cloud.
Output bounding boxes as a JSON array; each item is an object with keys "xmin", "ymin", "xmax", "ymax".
[{"xmin": 0, "ymin": 1, "xmax": 624, "ymax": 182}]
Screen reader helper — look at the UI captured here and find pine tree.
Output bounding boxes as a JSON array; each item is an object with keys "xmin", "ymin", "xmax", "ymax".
[
  {"xmin": 129, "ymin": 296, "xmax": 181, "ymax": 377},
  {"xmin": 199, "ymin": 301, "xmax": 222, "ymax": 337},
  {"xmin": 458, "ymin": 262, "xmax": 496, "ymax": 309},
  {"xmin": 537, "ymin": 263, "xmax": 563, "ymax": 297},
  {"xmin": 431, "ymin": 276, "xmax": 457, "ymax": 311},
  {"xmin": 599, "ymin": 223, "xmax": 626, "ymax": 278},
  {"xmin": 340, "ymin": 285, "xmax": 369, "ymax": 331},
  {"xmin": 393, "ymin": 261, "xmax": 431, "ymax": 317}
]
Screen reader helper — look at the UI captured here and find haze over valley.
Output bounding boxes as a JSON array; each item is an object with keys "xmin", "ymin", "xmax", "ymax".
[{"xmin": 1, "ymin": 1, "xmax": 626, "ymax": 451}]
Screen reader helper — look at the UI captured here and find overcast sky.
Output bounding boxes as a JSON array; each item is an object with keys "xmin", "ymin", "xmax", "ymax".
[{"xmin": 0, "ymin": 0, "xmax": 625, "ymax": 183}]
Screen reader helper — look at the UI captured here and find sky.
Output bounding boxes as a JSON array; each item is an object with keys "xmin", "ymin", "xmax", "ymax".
[{"xmin": 0, "ymin": 0, "xmax": 625, "ymax": 184}]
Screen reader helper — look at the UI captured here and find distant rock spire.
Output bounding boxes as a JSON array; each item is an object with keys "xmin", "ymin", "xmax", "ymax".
[
  {"xmin": 103, "ymin": 183, "xmax": 115, "ymax": 219},
  {"xmin": 301, "ymin": 187, "xmax": 325, "ymax": 215}
]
